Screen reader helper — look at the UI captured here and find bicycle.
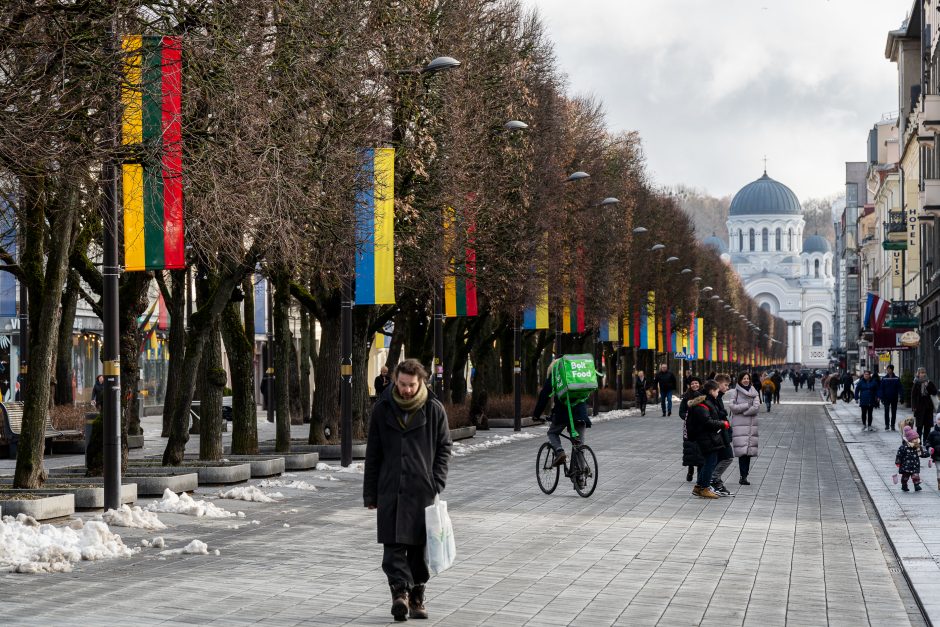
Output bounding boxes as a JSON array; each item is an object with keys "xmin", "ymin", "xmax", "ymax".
[{"xmin": 536, "ymin": 429, "xmax": 598, "ymax": 498}]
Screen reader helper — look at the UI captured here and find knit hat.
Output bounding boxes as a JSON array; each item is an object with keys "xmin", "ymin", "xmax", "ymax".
[{"xmin": 903, "ymin": 426, "xmax": 918, "ymax": 442}]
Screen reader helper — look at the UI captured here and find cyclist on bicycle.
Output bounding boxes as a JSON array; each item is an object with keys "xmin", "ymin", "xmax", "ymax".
[{"xmin": 531, "ymin": 358, "xmax": 591, "ymax": 467}]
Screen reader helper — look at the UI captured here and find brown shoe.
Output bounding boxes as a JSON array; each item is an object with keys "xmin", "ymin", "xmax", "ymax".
[
  {"xmin": 551, "ymin": 451, "xmax": 567, "ymax": 467},
  {"xmin": 390, "ymin": 585, "xmax": 409, "ymax": 622},
  {"xmin": 409, "ymin": 584, "xmax": 428, "ymax": 619}
]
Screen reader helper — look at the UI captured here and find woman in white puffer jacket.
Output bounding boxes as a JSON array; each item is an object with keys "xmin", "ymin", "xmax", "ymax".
[{"xmin": 729, "ymin": 371, "xmax": 761, "ymax": 485}]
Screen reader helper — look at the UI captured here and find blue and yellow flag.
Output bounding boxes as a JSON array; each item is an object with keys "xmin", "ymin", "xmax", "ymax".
[{"xmin": 354, "ymin": 148, "xmax": 395, "ymax": 305}]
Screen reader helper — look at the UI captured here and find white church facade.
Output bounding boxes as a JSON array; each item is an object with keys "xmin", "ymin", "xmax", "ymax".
[{"xmin": 704, "ymin": 172, "xmax": 835, "ymax": 368}]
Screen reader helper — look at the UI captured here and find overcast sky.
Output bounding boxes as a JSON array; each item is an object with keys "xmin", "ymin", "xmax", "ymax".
[{"xmin": 522, "ymin": 0, "xmax": 912, "ymax": 202}]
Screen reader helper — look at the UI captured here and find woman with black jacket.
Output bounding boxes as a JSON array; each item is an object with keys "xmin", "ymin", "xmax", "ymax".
[
  {"xmin": 634, "ymin": 370, "xmax": 649, "ymax": 416},
  {"xmin": 679, "ymin": 377, "xmax": 703, "ymax": 482},
  {"xmin": 686, "ymin": 380, "xmax": 730, "ymax": 499}
]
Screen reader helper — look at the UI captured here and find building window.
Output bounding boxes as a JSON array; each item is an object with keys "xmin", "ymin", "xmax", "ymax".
[
  {"xmin": 804, "ymin": 259, "xmax": 809, "ymax": 275},
  {"xmin": 775, "ymin": 228, "xmax": 781, "ymax": 251},
  {"xmin": 749, "ymin": 228, "xmax": 755, "ymax": 251},
  {"xmin": 738, "ymin": 230, "xmax": 743, "ymax": 252},
  {"xmin": 761, "ymin": 228, "xmax": 768, "ymax": 251},
  {"xmin": 788, "ymin": 228, "xmax": 793, "ymax": 250},
  {"xmin": 826, "ymin": 258, "xmax": 831, "ymax": 277},
  {"xmin": 812, "ymin": 322, "xmax": 822, "ymax": 346},
  {"xmin": 814, "ymin": 259, "xmax": 820, "ymax": 278}
]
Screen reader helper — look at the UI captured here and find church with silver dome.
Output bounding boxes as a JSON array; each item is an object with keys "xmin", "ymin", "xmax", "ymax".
[{"xmin": 703, "ymin": 171, "xmax": 835, "ymax": 367}]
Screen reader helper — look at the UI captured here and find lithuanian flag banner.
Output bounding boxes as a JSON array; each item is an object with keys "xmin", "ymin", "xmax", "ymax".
[
  {"xmin": 622, "ymin": 312, "xmax": 633, "ymax": 347},
  {"xmin": 443, "ymin": 207, "xmax": 477, "ymax": 317},
  {"xmin": 354, "ymin": 148, "xmax": 396, "ymax": 305},
  {"xmin": 121, "ymin": 35, "xmax": 184, "ymax": 271}
]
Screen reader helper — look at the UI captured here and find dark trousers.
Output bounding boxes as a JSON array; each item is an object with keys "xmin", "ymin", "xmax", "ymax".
[
  {"xmin": 382, "ymin": 543, "xmax": 429, "ymax": 590},
  {"xmin": 739, "ymin": 454, "xmax": 751, "ymax": 478},
  {"xmin": 883, "ymin": 400, "xmax": 898, "ymax": 429},
  {"xmin": 660, "ymin": 392, "xmax": 673, "ymax": 415},
  {"xmin": 916, "ymin": 417, "xmax": 930, "ymax": 442},
  {"xmin": 636, "ymin": 392, "xmax": 647, "ymax": 413},
  {"xmin": 861, "ymin": 405, "xmax": 873, "ymax": 427},
  {"xmin": 697, "ymin": 451, "xmax": 718, "ymax": 489}
]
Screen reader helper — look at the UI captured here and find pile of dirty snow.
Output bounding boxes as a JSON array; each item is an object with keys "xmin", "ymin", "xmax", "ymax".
[
  {"xmin": 258, "ymin": 479, "xmax": 317, "ymax": 491},
  {"xmin": 140, "ymin": 537, "xmax": 165, "ymax": 549},
  {"xmin": 592, "ymin": 408, "xmax": 640, "ymax": 423},
  {"xmin": 0, "ymin": 514, "xmax": 137, "ymax": 574},
  {"xmin": 218, "ymin": 486, "xmax": 283, "ymax": 502},
  {"xmin": 315, "ymin": 462, "xmax": 364, "ymax": 473},
  {"xmin": 451, "ymin": 431, "xmax": 537, "ymax": 457},
  {"xmin": 99, "ymin": 505, "xmax": 167, "ymax": 530},
  {"xmin": 159, "ymin": 539, "xmax": 217, "ymax": 556},
  {"xmin": 145, "ymin": 489, "xmax": 242, "ymax": 518}
]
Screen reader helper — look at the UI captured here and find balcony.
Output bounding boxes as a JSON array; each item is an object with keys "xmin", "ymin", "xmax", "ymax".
[
  {"xmin": 885, "ymin": 300, "xmax": 919, "ymax": 328},
  {"xmin": 883, "ymin": 210, "xmax": 907, "ymax": 250},
  {"xmin": 919, "ymin": 121, "xmax": 937, "ymax": 148},
  {"xmin": 924, "ymin": 94, "xmax": 940, "ymax": 133},
  {"xmin": 921, "ymin": 179, "xmax": 940, "ymax": 212}
]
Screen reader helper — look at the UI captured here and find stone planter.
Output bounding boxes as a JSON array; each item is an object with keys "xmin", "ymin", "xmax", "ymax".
[
  {"xmin": 450, "ymin": 426, "xmax": 477, "ymax": 441},
  {"xmin": 254, "ymin": 448, "xmax": 320, "ymax": 470},
  {"xmin": 486, "ymin": 417, "xmax": 536, "ymax": 429},
  {"xmin": 49, "ymin": 466, "xmax": 199, "ymax": 497},
  {"xmin": 0, "ymin": 481, "xmax": 136, "ymax": 509},
  {"xmin": 159, "ymin": 454, "xmax": 285, "ymax": 478},
  {"xmin": 126, "ymin": 460, "xmax": 251, "ymax": 485},
  {"xmin": 259, "ymin": 439, "xmax": 366, "ymax": 461},
  {"xmin": 53, "ymin": 439, "xmax": 87, "ymax": 454},
  {"xmin": 126, "ymin": 434, "xmax": 145, "ymax": 449},
  {"xmin": 0, "ymin": 492, "xmax": 75, "ymax": 520}
]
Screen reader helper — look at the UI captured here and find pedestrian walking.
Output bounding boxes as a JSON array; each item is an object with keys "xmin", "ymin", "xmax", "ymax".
[
  {"xmin": 654, "ymin": 363, "xmax": 677, "ymax": 417},
  {"xmin": 771, "ymin": 370, "xmax": 782, "ymax": 404},
  {"xmin": 840, "ymin": 370, "xmax": 854, "ymax": 402},
  {"xmin": 729, "ymin": 371, "xmax": 761, "ymax": 486},
  {"xmin": 854, "ymin": 370, "xmax": 879, "ymax": 432},
  {"xmin": 634, "ymin": 370, "xmax": 648, "ymax": 416},
  {"xmin": 828, "ymin": 372, "xmax": 840, "ymax": 404},
  {"xmin": 910, "ymin": 367, "xmax": 938, "ymax": 441},
  {"xmin": 679, "ymin": 377, "xmax": 703, "ymax": 482},
  {"xmin": 373, "ymin": 366, "xmax": 391, "ymax": 397},
  {"xmin": 878, "ymin": 364, "xmax": 901, "ymax": 431},
  {"xmin": 924, "ymin": 414, "xmax": 940, "ymax": 490},
  {"xmin": 760, "ymin": 375, "xmax": 775, "ymax": 413},
  {"xmin": 91, "ymin": 374, "xmax": 104, "ymax": 411},
  {"xmin": 363, "ymin": 358, "xmax": 453, "ymax": 622},
  {"xmin": 895, "ymin": 425, "xmax": 929, "ymax": 492},
  {"xmin": 686, "ymin": 380, "xmax": 731, "ymax": 499}
]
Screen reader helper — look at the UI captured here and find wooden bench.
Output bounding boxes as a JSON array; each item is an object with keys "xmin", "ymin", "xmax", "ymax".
[{"xmin": 0, "ymin": 402, "xmax": 82, "ymax": 457}]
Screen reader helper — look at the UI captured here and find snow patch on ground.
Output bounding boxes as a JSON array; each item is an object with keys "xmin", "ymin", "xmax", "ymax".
[
  {"xmin": 159, "ymin": 539, "xmax": 209, "ymax": 556},
  {"xmin": 99, "ymin": 505, "xmax": 167, "ymax": 530},
  {"xmin": 315, "ymin": 462, "xmax": 364, "ymax": 473},
  {"xmin": 592, "ymin": 408, "xmax": 640, "ymax": 423},
  {"xmin": 315, "ymin": 475, "xmax": 339, "ymax": 481},
  {"xmin": 145, "ymin": 489, "xmax": 237, "ymax": 518},
  {"xmin": 218, "ymin": 486, "xmax": 283, "ymax": 502},
  {"xmin": 0, "ymin": 514, "xmax": 137, "ymax": 573},
  {"xmin": 139, "ymin": 537, "xmax": 165, "ymax": 549},
  {"xmin": 258, "ymin": 479, "xmax": 317, "ymax": 491},
  {"xmin": 452, "ymin": 431, "xmax": 538, "ymax": 457}
]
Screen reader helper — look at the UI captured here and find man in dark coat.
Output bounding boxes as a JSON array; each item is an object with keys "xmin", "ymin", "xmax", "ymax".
[
  {"xmin": 654, "ymin": 363, "xmax": 677, "ymax": 417},
  {"xmin": 364, "ymin": 358, "xmax": 452, "ymax": 622},
  {"xmin": 878, "ymin": 364, "xmax": 902, "ymax": 431},
  {"xmin": 910, "ymin": 367, "xmax": 938, "ymax": 441},
  {"xmin": 91, "ymin": 374, "xmax": 105, "ymax": 411},
  {"xmin": 373, "ymin": 366, "xmax": 390, "ymax": 397},
  {"xmin": 770, "ymin": 371, "xmax": 782, "ymax": 404}
]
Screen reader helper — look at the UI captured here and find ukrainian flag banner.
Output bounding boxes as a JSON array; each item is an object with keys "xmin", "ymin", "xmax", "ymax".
[
  {"xmin": 636, "ymin": 292, "xmax": 656, "ymax": 349},
  {"xmin": 598, "ymin": 317, "xmax": 619, "ymax": 342},
  {"xmin": 522, "ymin": 280, "xmax": 549, "ymax": 329},
  {"xmin": 121, "ymin": 35, "xmax": 185, "ymax": 271},
  {"xmin": 354, "ymin": 148, "xmax": 395, "ymax": 305}
]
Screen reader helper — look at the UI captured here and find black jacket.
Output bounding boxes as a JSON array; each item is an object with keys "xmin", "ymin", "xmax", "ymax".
[
  {"xmin": 686, "ymin": 395, "xmax": 727, "ymax": 454},
  {"xmin": 373, "ymin": 375, "xmax": 390, "ymax": 396},
  {"xmin": 654, "ymin": 370, "xmax": 677, "ymax": 394},
  {"xmin": 926, "ymin": 425, "xmax": 940, "ymax": 461},
  {"xmin": 911, "ymin": 378, "xmax": 938, "ymax": 422},
  {"xmin": 363, "ymin": 387, "xmax": 452, "ymax": 545}
]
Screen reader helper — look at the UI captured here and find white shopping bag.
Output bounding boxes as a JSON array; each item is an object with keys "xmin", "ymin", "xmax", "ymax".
[{"xmin": 425, "ymin": 495, "xmax": 456, "ymax": 575}]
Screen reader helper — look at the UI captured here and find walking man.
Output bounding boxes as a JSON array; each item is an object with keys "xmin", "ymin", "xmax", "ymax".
[
  {"xmin": 910, "ymin": 367, "xmax": 938, "ymax": 441},
  {"xmin": 364, "ymin": 359, "xmax": 452, "ymax": 622},
  {"xmin": 654, "ymin": 363, "xmax": 678, "ymax": 416},
  {"xmin": 878, "ymin": 364, "xmax": 901, "ymax": 431}
]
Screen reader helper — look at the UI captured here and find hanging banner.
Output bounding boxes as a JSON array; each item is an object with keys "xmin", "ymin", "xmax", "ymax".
[
  {"xmin": 354, "ymin": 147, "xmax": 396, "ymax": 305},
  {"xmin": 254, "ymin": 275, "xmax": 267, "ymax": 335}
]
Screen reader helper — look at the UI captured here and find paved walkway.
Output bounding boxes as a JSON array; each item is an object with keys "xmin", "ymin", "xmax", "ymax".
[
  {"xmin": 0, "ymin": 390, "xmax": 925, "ymax": 626},
  {"xmin": 826, "ymin": 393, "xmax": 940, "ymax": 622}
]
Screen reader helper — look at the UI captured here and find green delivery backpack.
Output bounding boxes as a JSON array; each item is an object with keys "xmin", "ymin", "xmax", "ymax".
[{"xmin": 549, "ymin": 354, "xmax": 600, "ymax": 438}]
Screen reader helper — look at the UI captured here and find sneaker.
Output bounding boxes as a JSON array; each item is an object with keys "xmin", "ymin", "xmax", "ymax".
[
  {"xmin": 551, "ymin": 451, "xmax": 567, "ymax": 467},
  {"xmin": 885, "ymin": 426, "xmax": 890, "ymax": 431},
  {"xmin": 668, "ymin": 411, "xmax": 672, "ymax": 416},
  {"xmin": 711, "ymin": 482, "xmax": 731, "ymax": 496},
  {"xmin": 915, "ymin": 483, "xmax": 923, "ymax": 492},
  {"xmin": 686, "ymin": 468, "xmax": 694, "ymax": 482},
  {"xmin": 696, "ymin": 486, "xmax": 720, "ymax": 499},
  {"xmin": 902, "ymin": 484, "xmax": 910, "ymax": 492},
  {"xmin": 739, "ymin": 477, "xmax": 750, "ymax": 486}
]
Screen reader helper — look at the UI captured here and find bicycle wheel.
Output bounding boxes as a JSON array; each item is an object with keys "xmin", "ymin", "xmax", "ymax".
[
  {"xmin": 573, "ymin": 445, "xmax": 598, "ymax": 498},
  {"xmin": 536, "ymin": 442, "xmax": 560, "ymax": 494}
]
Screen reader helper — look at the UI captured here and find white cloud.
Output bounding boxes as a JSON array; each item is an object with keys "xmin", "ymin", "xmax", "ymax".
[{"xmin": 523, "ymin": 0, "xmax": 912, "ymax": 200}]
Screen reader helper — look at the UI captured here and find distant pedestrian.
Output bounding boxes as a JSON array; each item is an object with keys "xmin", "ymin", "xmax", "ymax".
[
  {"xmin": 910, "ymin": 367, "xmax": 938, "ymax": 441},
  {"xmin": 634, "ymin": 370, "xmax": 648, "ymax": 416},
  {"xmin": 363, "ymin": 358, "xmax": 452, "ymax": 622},
  {"xmin": 91, "ymin": 374, "xmax": 105, "ymax": 411},
  {"xmin": 840, "ymin": 370, "xmax": 854, "ymax": 402},
  {"xmin": 854, "ymin": 370, "xmax": 878, "ymax": 432},
  {"xmin": 828, "ymin": 372, "xmax": 840, "ymax": 404},
  {"xmin": 771, "ymin": 371, "xmax": 782, "ymax": 404},
  {"xmin": 760, "ymin": 376, "xmax": 775, "ymax": 413},
  {"xmin": 878, "ymin": 365, "xmax": 901, "ymax": 431},
  {"xmin": 729, "ymin": 371, "xmax": 761, "ymax": 486},
  {"xmin": 925, "ymin": 414, "xmax": 940, "ymax": 490},
  {"xmin": 654, "ymin": 363, "xmax": 677, "ymax": 417},
  {"xmin": 679, "ymin": 377, "xmax": 703, "ymax": 482},
  {"xmin": 895, "ymin": 425, "xmax": 928, "ymax": 492},
  {"xmin": 373, "ymin": 366, "xmax": 391, "ymax": 397}
]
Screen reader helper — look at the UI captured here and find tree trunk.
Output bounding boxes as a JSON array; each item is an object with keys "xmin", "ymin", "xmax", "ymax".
[
  {"xmin": 289, "ymin": 338, "xmax": 303, "ymax": 425},
  {"xmin": 120, "ymin": 273, "xmax": 151, "ymax": 440},
  {"xmin": 310, "ymin": 312, "xmax": 340, "ymax": 444},
  {"xmin": 14, "ymin": 180, "xmax": 75, "ymax": 489},
  {"xmin": 384, "ymin": 307, "xmax": 407, "ymax": 370},
  {"xmin": 159, "ymin": 270, "xmax": 186, "ymax": 438},
  {"xmin": 273, "ymin": 273, "xmax": 292, "ymax": 452},
  {"xmin": 199, "ymin": 325, "xmax": 225, "ymax": 461},
  {"xmin": 53, "ymin": 270, "xmax": 79, "ymax": 405},
  {"xmin": 221, "ymin": 298, "xmax": 257, "ymax": 455},
  {"xmin": 299, "ymin": 309, "xmax": 312, "ymax": 423},
  {"xmin": 352, "ymin": 306, "xmax": 372, "ymax": 439}
]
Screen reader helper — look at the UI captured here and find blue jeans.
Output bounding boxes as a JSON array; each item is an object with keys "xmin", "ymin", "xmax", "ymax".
[
  {"xmin": 660, "ymin": 392, "xmax": 673, "ymax": 415},
  {"xmin": 698, "ymin": 451, "xmax": 718, "ymax": 488},
  {"xmin": 765, "ymin": 396, "xmax": 772, "ymax": 412}
]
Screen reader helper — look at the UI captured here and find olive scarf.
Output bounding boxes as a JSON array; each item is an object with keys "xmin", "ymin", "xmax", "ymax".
[{"xmin": 392, "ymin": 382, "xmax": 429, "ymax": 428}]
